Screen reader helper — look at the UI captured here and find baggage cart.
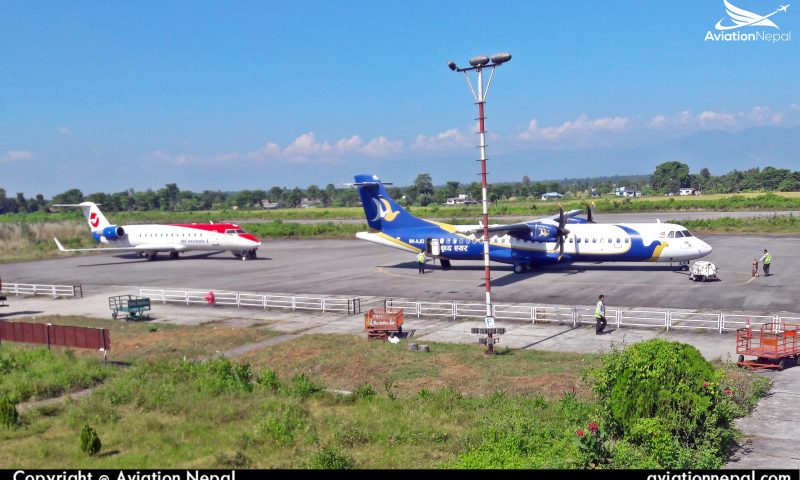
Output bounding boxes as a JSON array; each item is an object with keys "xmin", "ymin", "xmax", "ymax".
[
  {"xmin": 108, "ymin": 295, "xmax": 151, "ymax": 320},
  {"xmin": 364, "ymin": 308, "xmax": 404, "ymax": 340},
  {"xmin": 736, "ymin": 322, "xmax": 800, "ymax": 370}
]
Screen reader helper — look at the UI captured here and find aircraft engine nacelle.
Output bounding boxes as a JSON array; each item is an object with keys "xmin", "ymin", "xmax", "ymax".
[
  {"xmin": 528, "ymin": 223, "xmax": 559, "ymax": 243},
  {"xmin": 102, "ymin": 225, "xmax": 126, "ymax": 240}
]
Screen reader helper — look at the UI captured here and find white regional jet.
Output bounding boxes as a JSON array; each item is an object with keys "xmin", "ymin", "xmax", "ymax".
[{"xmin": 53, "ymin": 202, "xmax": 262, "ymax": 261}]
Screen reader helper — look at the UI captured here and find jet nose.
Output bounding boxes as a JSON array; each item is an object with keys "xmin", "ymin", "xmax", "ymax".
[{"xmin": 239, "ymin": 233, "xmax": 261, "ymax": 246}]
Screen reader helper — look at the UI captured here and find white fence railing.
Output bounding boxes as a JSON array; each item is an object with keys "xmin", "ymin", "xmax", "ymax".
[
  {"xmin": 384, "ymin": 297, "xmax": 798, "ymax": 333},
  {"xmin": 1, "ymin": 283, "xmax": 82, "ymax": 298},
  {"xmin": 134, "ymin": 288, "xmax": 799, "ymax": 334},
  {"xmin": 139, "ymin": 288, "xmax": 362, "ymax": 315}
]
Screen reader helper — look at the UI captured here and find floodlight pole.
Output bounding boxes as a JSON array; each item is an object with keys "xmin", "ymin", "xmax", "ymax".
[{"xmin": 448, "ymin": 54, "xmax": 511, "ymax": 353}]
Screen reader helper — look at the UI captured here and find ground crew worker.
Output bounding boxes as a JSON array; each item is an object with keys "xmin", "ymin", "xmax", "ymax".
[
  {"xmin": 758, "ymin": 249, "xmax": 772, "ymax": 277},
  {"xmin": 595, "ymin": 294, "xmax": 607, "ymax": 335},
  {"xmin": 417, "ymin": 251, "xmax": 426, "ymax": 274}
]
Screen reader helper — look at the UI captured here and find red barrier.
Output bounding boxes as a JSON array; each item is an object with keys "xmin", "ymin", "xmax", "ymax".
[{"xmin": 0, "ymin": 321, "xmax": 110, "ymax": 359}]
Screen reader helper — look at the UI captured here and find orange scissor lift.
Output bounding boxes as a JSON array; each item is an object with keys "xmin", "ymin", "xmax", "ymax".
[
  {"xmin": 736, "ymin": 322, "xmax": 800, "ymax": 370},
  {"xmin": 364, "ymin": 308, "xmax": 404, "ymax": 340}
]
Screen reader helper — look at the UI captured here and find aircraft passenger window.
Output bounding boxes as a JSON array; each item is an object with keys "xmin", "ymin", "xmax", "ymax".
[
  {"xmin": 608, "ymin": 238, "xmax": 612, "ymax": 243},
  {"xmin": 683, "ymin": 230, "xmax": 693, "ymax": 237},
  {"xmin": 592, "ymin": 238, "xmax": 597, "ymax": 243},
  {"xmin": 625, "ymin": 238, "xmax": 629, "ymax": 243},
  {"xmin": 576, "ymin": 238, "xmax": 581, "ymax": 243},
  {"xmin": 616, "ymin": 238, "xmax": 621, "ymax": 243},
  {"xmin": 667, "ymin": 232, "xmax": 675, "ymax": 238},
  {"xmin": 584, "ymin": 238, "xmax": 588, "ymax": 243}
]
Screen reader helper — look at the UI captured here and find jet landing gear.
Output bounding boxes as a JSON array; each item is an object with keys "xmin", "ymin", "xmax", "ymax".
[
  {"xmin": 675, "ymin": 260, "xmax": 690, "ymax": 271},
  {"xmin": 145, "ymin": 252, "xmax": 158, "ymax": 261},
  {"xmin": 169, "ymin": 252, "xmax": 180, "ymax": 259},
  {"xmin": 234, "ymin": 250, "xmax": 258, "ymax": 261}
]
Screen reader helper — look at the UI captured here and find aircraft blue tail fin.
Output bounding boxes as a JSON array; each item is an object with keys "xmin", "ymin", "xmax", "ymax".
[{"xmin": 354, "ymin": 174, "xmax": 431, "ymax": 231}]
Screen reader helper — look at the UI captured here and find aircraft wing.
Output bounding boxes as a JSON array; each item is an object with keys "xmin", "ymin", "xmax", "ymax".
[
  {"xmin": 463, "ymin": 209, "xmax": 584, "ymax": 236},
  {"xmin": 54, "ymin": 238, "xmax": 187, "ymax": 253}
]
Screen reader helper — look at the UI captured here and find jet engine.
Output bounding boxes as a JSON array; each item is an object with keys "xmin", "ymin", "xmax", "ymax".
[{"xmin": 101, "ymin": 225, "xmax": 126, "ymax": 240}]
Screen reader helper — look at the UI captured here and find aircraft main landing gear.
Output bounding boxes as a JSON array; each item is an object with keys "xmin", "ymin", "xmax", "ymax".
[{"xmin": 169, "ymin": 252, "xmax": 179, "ymax": 259}]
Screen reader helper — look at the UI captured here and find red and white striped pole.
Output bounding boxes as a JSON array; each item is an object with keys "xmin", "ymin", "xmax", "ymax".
[{"xmin": 448, "ymin": 53, "xmax": 512, "ymax": 324}]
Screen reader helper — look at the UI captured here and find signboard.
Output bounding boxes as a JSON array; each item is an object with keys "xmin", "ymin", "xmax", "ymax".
[{"xmin": 485, "ymin": 316, "xmax": 495, "ymax": 329}]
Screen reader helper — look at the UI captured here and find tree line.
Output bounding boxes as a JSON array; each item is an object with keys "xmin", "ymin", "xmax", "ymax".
[{"xmin": 1, "ymin": 162, "xmax": 798, "ymax": 214}]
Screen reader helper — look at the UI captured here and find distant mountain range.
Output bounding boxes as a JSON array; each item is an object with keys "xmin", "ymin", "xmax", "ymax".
[{"xmin": 484, "ymin": 125, "xmax": 800, "ymax": 183}]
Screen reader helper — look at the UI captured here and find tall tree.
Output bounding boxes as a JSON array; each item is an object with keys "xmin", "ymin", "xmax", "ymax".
[{"xmin": 650, "ymin": 161, "xmax": 690, "ymax": 194}]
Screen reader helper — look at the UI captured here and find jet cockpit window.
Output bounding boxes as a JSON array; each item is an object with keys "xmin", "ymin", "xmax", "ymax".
[
  {"xmin": 667, "ymin": 231, "xmax": 675, "ymax": 238},
  {"xmin": 682, "ymin": 230, "xmax": 693, "ymax": 237},
  {"xmin": 674, "ymin": 231, "xmax": 684, "ymax": 238}
]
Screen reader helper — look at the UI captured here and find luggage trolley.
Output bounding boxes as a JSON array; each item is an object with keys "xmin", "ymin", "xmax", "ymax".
[
  {"xmin": 364, "ymin": 308, "xmax": 404, "ymax": 340},
  {"xmin": 108, "ymin": 295, "xmax": 151, "ymax": 320},
  {"xmin": 736, "ymin": 322, "xmax": 800, "ymax": 370}
]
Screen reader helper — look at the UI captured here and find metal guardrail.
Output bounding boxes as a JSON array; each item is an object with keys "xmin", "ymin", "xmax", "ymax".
[
  {"xmin": 0, "ymin": 282, "xmax": 82, "ymax": 298},
  {"xmin": 384, "ymin": 297, "xmax": 798, "ymax": 333},
  {"xmin": 136, "ymin": 288, "xmax": 797, "ymax": 334},
  {"xmin": 139, "ymin": 288, "xmax": 362, "ymax": 315}
]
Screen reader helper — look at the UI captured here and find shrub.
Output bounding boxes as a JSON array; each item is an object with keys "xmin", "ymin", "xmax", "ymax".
[
  {"xmin": 309, "ymin": 446, "xmax": 355, "ymax": 469},
  {"xmin": 79, "ymin": 424, "xmax": 102, "ymax": 456},
  {"xmin": 215, "ymin": 451, "xmax": 253, "ymax": 468},
  {"xmin": 352, "ymin": 383, "xmax": 376, "ymax": 400},
  {"xmin": 290, "ymin": 373, "xmax": 319, "ymax": 399},
  {"xmin": 576, "ymin": 421, "xmax": 612, "ymax": 468},
  {"xmin": 0, "ymin": 395, "xmax": 19, "ymax": 427},
  {"xmin": 591, "ymin": 339, "xmax": 742, "ymax": 468},
  {"xmin": 256, "ymin": 368, "xmax": 281, "ymax": 391}
]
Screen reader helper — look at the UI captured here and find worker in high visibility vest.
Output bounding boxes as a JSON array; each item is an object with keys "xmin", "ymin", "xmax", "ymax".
[
  {"xmin": 417, "ymin": 251, "xmax": 426, "ymax": 274},
  {"xmin": 595, "ymin": 294, "xmax": 607, "ymax": 335},
  {"xmin": 758, "ymin": 249, "xmax": 773, "ymax": 277}
]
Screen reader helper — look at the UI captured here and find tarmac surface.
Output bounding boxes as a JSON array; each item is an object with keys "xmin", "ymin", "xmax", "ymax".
[{"xmin": 3, "ymin": 232, "xmax": 799, "ymax": 315}]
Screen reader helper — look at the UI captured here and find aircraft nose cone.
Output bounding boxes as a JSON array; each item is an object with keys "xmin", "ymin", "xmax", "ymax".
[{"xmin": 699, "ymin": 241, "xmax": 712, "ymax": 256}]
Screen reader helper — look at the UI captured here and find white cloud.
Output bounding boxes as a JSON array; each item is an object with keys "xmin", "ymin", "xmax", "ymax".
[
  {"xmin": 1, "ymin": 150, "xmax": 34, "ymax": 162},
  {"xmin": 212, "ymin": 132, "xmax": 405, "ymax": 165},
  {"xmin": 648, "ymin": 106, "xmax": 784, "ymax": 130},
  {"xmin": 518, "ymin": 114, "xmax": 629, "ymax": 143},
  {"xmin": 146, "ymin": 150, "xmax": 196, "ymax": 165},
  {"xmin": 412, "ymin": 128, "xmax": 470, "ymax": 151},
  {"xmin": 57, "ymin": 126, "xmax": 73, "ymax": 136},
  {"xmin": 790, "ymin": 104, "xmax": 800, "ymax": 111}
]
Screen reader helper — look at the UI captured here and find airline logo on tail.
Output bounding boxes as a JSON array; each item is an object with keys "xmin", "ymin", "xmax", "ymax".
[
  {"xmin": 371, "ymin": 198, "xmax": 399, "ymax": 222},
  {"xmin": 90, "ymin": 212, "xmax": 100, "ymax": 228}
]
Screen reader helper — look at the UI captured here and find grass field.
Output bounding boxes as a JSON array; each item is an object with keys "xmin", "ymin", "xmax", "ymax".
[{"xmin": 0, "ymin": 315, "xmax": 770, "ymax": 469}]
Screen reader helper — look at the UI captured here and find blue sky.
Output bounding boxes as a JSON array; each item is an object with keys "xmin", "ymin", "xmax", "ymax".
[{"xmin": 1, "ymin": 0, "xmax": 798, "ymax": 196}]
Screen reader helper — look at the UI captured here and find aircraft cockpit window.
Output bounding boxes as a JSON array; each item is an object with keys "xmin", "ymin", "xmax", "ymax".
[
  {"xmin": 667, "ymin": 231, "xmax": 675, "ymax": 238},
  {"xmin": 674, "ymin": 231, "xmax": 684, "ymax": 238},
  {"xmin": 682, "ymin": 230, "xmax": 693, "ymax": 237},
  {"xmin": 225, "ymin": 229, "xmax": 235, "ymax": 235}
]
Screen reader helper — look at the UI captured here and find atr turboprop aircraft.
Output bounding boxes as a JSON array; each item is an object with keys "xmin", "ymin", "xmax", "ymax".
[
  {"xmin": 353, "ymin": 174, "xmax": 712, "ymax": 273},
  {"xmin": 53, "ymin": 202, "xmax": 262, "ymax": 261}
]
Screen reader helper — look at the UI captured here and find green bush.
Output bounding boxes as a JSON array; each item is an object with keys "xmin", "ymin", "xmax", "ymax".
[
  {"xmin": 309, "ymin": 446, "xmax": 355, "ymax": 469},
  {"xmin": 591, "ymin": 339, "xmax": 743, "ymax": 468},
  {"xmin": 290, "ymin": 373, "xmax": 320, "ymax": 399},
  {"xmin": 256, "ymin": 368, "xmax": 281, "ymax": 391},
  {"xmin": 79, "ymin": 424, "xmax": 102, "ymax": 456},
  {"xmin": 0, "ymin": 395, "xmax": 19, "ymax": 427},
  {"xmin": 352, "ymin": 383, "xmax": 377, "ymax": 400}
]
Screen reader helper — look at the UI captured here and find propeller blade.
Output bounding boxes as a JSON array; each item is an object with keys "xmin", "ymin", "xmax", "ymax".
[{"xmin": 586, "ymin": 202, "xmax": 595, "ymax": 223}]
